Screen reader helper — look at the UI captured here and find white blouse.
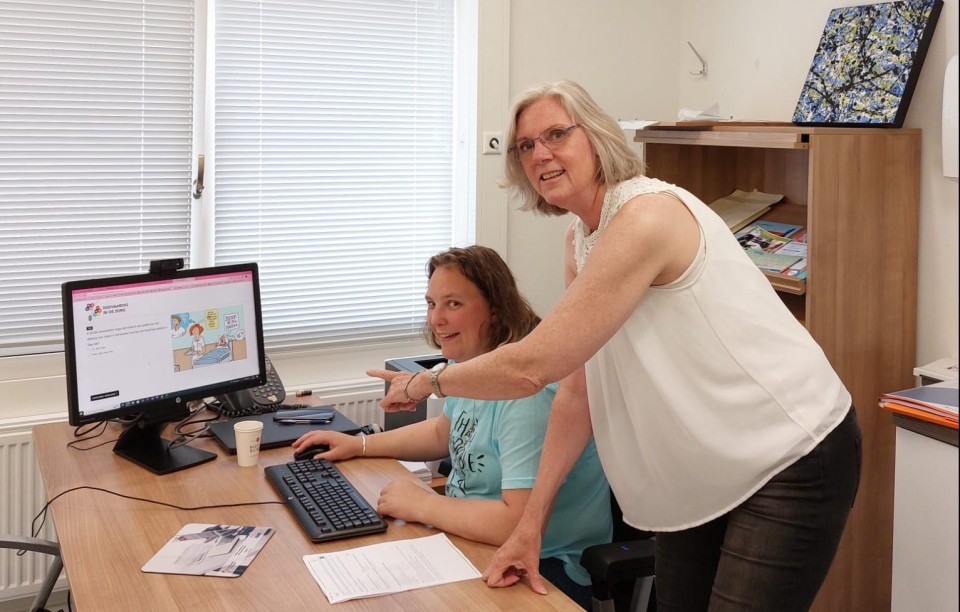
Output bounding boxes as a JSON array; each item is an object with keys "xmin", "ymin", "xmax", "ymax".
[{"xmin": 572, "ymin": 176, "xmax": 851, "ymax": 531}]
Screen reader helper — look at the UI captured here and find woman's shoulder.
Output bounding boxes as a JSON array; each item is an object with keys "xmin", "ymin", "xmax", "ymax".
[
  {"xmin": 611, "ymin": 176, "xmax": 676, "ymax": 204},
  {"xmin": 592, "ymin": 176, "xmax": 679, "ymax": 235}
]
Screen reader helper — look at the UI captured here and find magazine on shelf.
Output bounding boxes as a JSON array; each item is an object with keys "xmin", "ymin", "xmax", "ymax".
[
  {"xmin": 736, "ymin": 220, "xmax": 804, "ymax": 238},
  {"xmin": 775, "ymin": 240, "xmax": 807, "ymax": 259},
  {"xmin": 790, "ymin": 228, "xmax": 808, "ymax": 243},
  {"xmin": 744, "ymin": 249, "xmax": 803, "ymax": 274},
  {"xmin": 142, "ymin": 523, "xmax": 275, "ymax": 578},
  {"xmin": 784, "ymin": 259, "xmax": 808, "ymax": 279},
  {"xmin": 737, "ymin": 225, "xmax": 792, "ymax": 253},
  {"xmin": 709, "ymin": 189, "xmax": 783, "ymax": 233}
]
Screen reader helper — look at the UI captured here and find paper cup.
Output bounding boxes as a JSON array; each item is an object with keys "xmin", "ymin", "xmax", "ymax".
[{"xmin": 234, "ymin": 420, "xmax": 264, "ymax": 467}]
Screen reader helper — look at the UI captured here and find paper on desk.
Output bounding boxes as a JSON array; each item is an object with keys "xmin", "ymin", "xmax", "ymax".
[
  {"xmin": 398, "ymin": 460, "xmax": 433, "ymax": 483},
  {"xmin": 303, "ymin": 533, "xmax": 481, "ymax": 603},
  {"xmin": 678, "ymin": 103, "xmax": 727, "ymax": 121}
]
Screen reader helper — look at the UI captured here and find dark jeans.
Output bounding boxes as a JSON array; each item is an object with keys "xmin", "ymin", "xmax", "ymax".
[
  {"xmin": 655, "ymin": 407, "xmax": 862, "ymax": 611},
  {"xmin": 539, "ymin": 556, "xmax": 594, "ymax": 611}
]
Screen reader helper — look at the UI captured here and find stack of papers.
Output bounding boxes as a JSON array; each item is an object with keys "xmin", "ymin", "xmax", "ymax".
[
  {"xmin": 880, "ymin": 379, "xmax": 958, "ymax": 429},
  {"xmin": 304, "ymin": 533, "xmax": 480, "ymax": 603},
  {"xmin": 398, "ymin": 460, "xmax": 433, "ymax": 483}
]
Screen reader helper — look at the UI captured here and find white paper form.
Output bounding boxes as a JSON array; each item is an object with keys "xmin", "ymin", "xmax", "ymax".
[{"xmin": 303, "ymin": 533, "xmax": 481, "ymax": 604}]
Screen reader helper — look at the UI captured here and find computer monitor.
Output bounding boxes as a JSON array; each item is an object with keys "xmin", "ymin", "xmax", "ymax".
[{"xmin": 62, "ymin": 262, "xmax": 267, "ymax": 474}]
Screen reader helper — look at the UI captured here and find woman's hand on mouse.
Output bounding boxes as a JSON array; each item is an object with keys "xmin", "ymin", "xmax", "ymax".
[{"xmin": 292, "ymin": 430, "xmax": 360, "ymax": 461}]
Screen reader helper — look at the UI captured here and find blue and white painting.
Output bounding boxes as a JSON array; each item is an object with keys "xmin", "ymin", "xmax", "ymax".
[{"xmin": 793, "ymin": 0, "xmax": 942, "ymax": 126}]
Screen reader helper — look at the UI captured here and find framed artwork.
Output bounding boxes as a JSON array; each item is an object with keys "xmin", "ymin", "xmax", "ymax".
[{"xmin": 793, "ymin": 0, "xmax": 943, "ymax": 127}]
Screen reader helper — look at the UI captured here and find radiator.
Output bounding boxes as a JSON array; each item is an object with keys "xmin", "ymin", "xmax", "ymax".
[
  {"xmin": 0, "ymin": 381, "xmax": 383, "ymax": 606},
  {"xmin": 0, "ymin": 416, "xmax": 63, "ymax": 605},
  {"xmin": 310, "ymin": 379, "xmax": 386, "ymax": 429}
]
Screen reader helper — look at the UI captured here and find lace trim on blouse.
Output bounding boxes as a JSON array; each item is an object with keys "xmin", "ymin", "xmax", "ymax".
[{"xmin": 572, "ymin": 176, "xmax": 676, "ymax": 272}]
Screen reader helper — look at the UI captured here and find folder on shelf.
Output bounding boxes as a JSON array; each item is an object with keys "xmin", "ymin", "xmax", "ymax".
[
  {"xmin": 709, "ymin": 189, "xmax": 783, "ymax": 233},
  {"xmin": 880, "ymin": 401, "xmax": 959, "ymax": 429}
]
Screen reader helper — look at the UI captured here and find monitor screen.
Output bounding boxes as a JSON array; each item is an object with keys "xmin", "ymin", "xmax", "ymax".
[{"xmin": 62, "ymin": 262, "xmax": 267, "ymax": 474}]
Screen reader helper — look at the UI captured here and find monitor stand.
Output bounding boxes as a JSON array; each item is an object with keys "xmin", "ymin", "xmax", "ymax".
[{"xmin": 114, "ymin": 420, "xmax": 216, "ymax": 475}]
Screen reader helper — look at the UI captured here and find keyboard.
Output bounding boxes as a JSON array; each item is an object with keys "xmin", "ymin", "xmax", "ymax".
[{"xmin": 265, "ymin": 458, "xmax": 387, "ymax": 543}]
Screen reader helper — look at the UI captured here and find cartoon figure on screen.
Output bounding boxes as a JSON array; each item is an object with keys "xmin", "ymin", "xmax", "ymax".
[
  {"xmin": 188, "ymin": 322, "xmax": 206, "ymax": 361},
  {"xmin": 171, "ymin": 314, "xmax": 186, "ymax": 338},
  {"xmin": 215, "ymin": 334, "xmax": 234, "ymax": 363}
]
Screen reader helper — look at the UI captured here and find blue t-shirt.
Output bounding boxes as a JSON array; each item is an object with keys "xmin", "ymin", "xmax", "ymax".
[{"xmin": 444, "ymin": 383, "xmax": 611, "ymax": 585}]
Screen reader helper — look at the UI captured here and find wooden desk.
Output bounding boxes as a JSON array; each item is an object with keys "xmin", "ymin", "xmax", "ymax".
[{"xmin": 33, "ymin": 421, "xmax": 578, "ymax": 611}]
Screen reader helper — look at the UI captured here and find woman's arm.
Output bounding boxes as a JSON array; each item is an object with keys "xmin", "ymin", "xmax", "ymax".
[
  {"xmin": 481, "ymin": 367, "xmax": 593, "ymax": 592},
  {"xmin": 292, "ymin": 414, "xmax": 450, "ymax": 462},
  {"xmin": 377, "ymin": 483, "xmax": 532, "ymax": 546},
  {"xmin": 371, "ymin": 193, "xmax": 700, "ymax": 406},
  {"xmin": 482, "ymin": 232, "xmax": 596, "ymax": 592}
]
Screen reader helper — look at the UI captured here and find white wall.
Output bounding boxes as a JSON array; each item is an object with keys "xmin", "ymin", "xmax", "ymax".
[
  {"xmin": 500, "ymin": 0, "xmax": 959, "ymax": 366},
  {"xmin": 494, "ymin": 0, "xmax": 682, "ymax": 314}
]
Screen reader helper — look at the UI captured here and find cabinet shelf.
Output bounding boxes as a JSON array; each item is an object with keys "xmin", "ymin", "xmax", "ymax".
[
  {"xmin": 636, "ymin": 125, "xmax": 809, "ymax": 149},
  {"xmin": 763, "ymin": 271, "xmax": 806, "ymax": 295}
]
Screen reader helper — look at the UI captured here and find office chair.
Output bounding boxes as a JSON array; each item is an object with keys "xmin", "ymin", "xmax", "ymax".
[
  {"xmin": 0, "ymin": 535, "xmax": 63, "ymax": 612},
  {"xmin": 580, "ymin": 493, "xmax": 656, "ymax": 612}
]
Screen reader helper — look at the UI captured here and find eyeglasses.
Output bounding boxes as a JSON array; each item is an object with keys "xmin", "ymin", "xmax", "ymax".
[{"xmin": 508, "ymin": 125, "xmax": 581, "ymax": 159}]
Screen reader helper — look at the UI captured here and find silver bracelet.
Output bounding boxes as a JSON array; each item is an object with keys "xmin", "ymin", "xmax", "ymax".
[
  {"xmin": 360, "ymin": 432, "xmax": 366, "ymax": 457},
  {"xmin": 402, "ymin": 371, "xmax": 425, "ymax": 403}
]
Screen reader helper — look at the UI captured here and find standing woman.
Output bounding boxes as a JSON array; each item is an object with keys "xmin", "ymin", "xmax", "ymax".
[{"xmin": 369, "ymin": 81, "xmax": 861, "ymax": 611}]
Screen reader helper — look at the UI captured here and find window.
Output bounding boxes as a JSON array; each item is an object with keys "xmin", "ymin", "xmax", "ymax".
[
  {"xmin": 213, "ymin": 0, "xmax": 464, "ymax": 350},
  {"xmin": 0, "ymin": 0, "xmax": 473, "ymax": 357},
  {"xmin": 0, "ymin": 0, "xmax": 196, "ymax": 356}
]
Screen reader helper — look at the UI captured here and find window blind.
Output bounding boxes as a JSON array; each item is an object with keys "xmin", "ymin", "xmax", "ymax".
[
  {"xmin": 0, "ymin": 0, "xmax": 195, "ymax": 355},
  {"xmin": 214, "ymin": 0, "xmax": 456, "ymax": 350}
]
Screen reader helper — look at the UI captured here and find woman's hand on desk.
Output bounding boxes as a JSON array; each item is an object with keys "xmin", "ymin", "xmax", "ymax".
[
  {"xmin": 482, "ymin": 519, "xmax": 548, "ymax": 595},
  {"xmin": 377, "ymin": 479, "xmax": 432, "ymax": 523}
]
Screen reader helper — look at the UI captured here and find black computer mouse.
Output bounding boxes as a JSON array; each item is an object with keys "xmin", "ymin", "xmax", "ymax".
[{"xmin": 293, "ymin": 444, "xmax": 330, "ymax": 462}]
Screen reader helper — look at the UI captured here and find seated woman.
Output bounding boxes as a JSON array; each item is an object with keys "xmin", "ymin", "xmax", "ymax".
[{"xmin": 293, "ymin": 245, "xmax": 611, "ymax": 609}]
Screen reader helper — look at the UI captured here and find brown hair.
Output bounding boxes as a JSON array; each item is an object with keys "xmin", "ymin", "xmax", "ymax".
[
  {"xmin": 501, "ymin": 79, "xmax": 646, "ymax": 216},
  {"xmin": 422, "ymin": 245, "xmax": 540, "ymax": 352}
]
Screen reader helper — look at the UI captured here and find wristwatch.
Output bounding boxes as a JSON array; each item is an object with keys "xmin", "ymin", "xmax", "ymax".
[{"xmin": 429, "ymin": 362, "xmax": 448, "ymax": 398}]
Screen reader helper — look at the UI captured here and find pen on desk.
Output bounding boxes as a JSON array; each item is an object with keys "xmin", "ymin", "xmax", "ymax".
[
  {"xmin": 277, "ymin": 418, "xmax": 333, "ymax": 424},
  {"xmin": 295, "ymin": 389, "xmax": 312, "ymax": 397}
]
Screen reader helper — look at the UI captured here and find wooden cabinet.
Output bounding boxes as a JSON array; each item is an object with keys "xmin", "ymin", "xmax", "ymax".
[{"xmin": 635, "ymin": 123, "xmax": 920, "ymax": 612}]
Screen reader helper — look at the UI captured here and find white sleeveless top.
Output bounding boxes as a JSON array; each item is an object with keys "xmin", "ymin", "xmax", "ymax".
[{"xmin": 572, "ymin": 176, "xmax": 851, "ymax": 531}]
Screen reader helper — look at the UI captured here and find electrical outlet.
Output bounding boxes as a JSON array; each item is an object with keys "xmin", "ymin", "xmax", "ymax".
[{"xmin": 482, "ymin": 131, "xmax": 503, "ymax": 155}]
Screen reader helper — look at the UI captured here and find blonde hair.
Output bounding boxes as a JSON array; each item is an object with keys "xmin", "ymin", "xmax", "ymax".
[{"xmin": 501, "ymin": 80, "xmax": 646, "ymax": 216}]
